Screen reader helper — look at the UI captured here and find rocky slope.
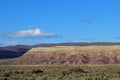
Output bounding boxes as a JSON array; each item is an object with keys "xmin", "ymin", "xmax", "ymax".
[{"xmin": 1, "ymin": 46, "xmax": 120, "ymax": 65}]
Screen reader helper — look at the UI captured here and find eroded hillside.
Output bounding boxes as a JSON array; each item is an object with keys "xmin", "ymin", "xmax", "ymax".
[{"xmin": 1, "ymin": 46, "xmax": 120, "ymax": 65}]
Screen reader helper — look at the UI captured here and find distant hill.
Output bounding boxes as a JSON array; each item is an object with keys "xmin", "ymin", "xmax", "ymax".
[
  {"xmin": 33, "ymin": 42, "xmax": 120, "ymax": 47},
  {"xmin": 1, "ymin": 42, "xmax": 120, "ymax": 59}
]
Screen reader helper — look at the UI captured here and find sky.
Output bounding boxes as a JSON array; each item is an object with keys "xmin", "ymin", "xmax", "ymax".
[{"xmin": 0, "ymin": 0, "xmax": 120, "ymax": 46}]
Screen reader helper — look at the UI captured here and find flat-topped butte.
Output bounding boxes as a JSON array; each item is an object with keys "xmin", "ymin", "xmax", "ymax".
[{"xmin": 26, "ymin": 46, "xmax": 120, "ymax": 55}]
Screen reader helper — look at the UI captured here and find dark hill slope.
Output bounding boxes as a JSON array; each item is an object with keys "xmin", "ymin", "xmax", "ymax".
[{"xmin": 0, "ymin": 45, "xmax": 31, "ymax": 59}]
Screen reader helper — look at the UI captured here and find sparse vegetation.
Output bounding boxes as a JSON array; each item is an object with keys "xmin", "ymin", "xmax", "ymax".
[{"xmin": 0, "ymin": 65, "xmax": 120, "ymax": 80}]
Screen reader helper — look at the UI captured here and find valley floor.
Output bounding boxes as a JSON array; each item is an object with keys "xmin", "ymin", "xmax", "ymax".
[{"xmin": 0, "ymin": 65, "xmax": 120, "ymax": 80}]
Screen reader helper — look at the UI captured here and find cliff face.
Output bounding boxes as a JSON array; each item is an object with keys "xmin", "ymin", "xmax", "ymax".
[{"xmin": 1, "ymin": 46, "xmax": 120, "ymax": 65}]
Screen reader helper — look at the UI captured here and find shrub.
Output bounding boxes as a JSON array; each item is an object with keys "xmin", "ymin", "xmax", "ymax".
[
  {"xmin": 31, "ymin": 69, "xmax": 44, "ymax": 74},
  {"xmin": 69, "ymin": 67, "xmax": 85, "ymax": 73},
  {"xmin": 61, "ymin": 71, "xmax": 72, "ymax": 76}
]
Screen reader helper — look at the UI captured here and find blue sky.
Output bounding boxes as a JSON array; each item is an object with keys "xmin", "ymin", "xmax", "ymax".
[{"xmin": 0, "ymin": 0, "xmax": 120, "ymax": 45}]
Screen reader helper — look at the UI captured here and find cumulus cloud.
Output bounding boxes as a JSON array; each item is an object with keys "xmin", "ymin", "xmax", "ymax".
[{"xmin": 6, "ymin": 28, "xmax": 57, "ymax": 39}]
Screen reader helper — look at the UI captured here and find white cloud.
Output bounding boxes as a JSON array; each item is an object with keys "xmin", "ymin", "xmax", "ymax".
[
  {"xmin": 7, "ymin": 28, "xmax": 57, "ymax": 39},
  {"xmin": 0, "ymin": 41, "xmax": 23, "ymax": 46}
]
